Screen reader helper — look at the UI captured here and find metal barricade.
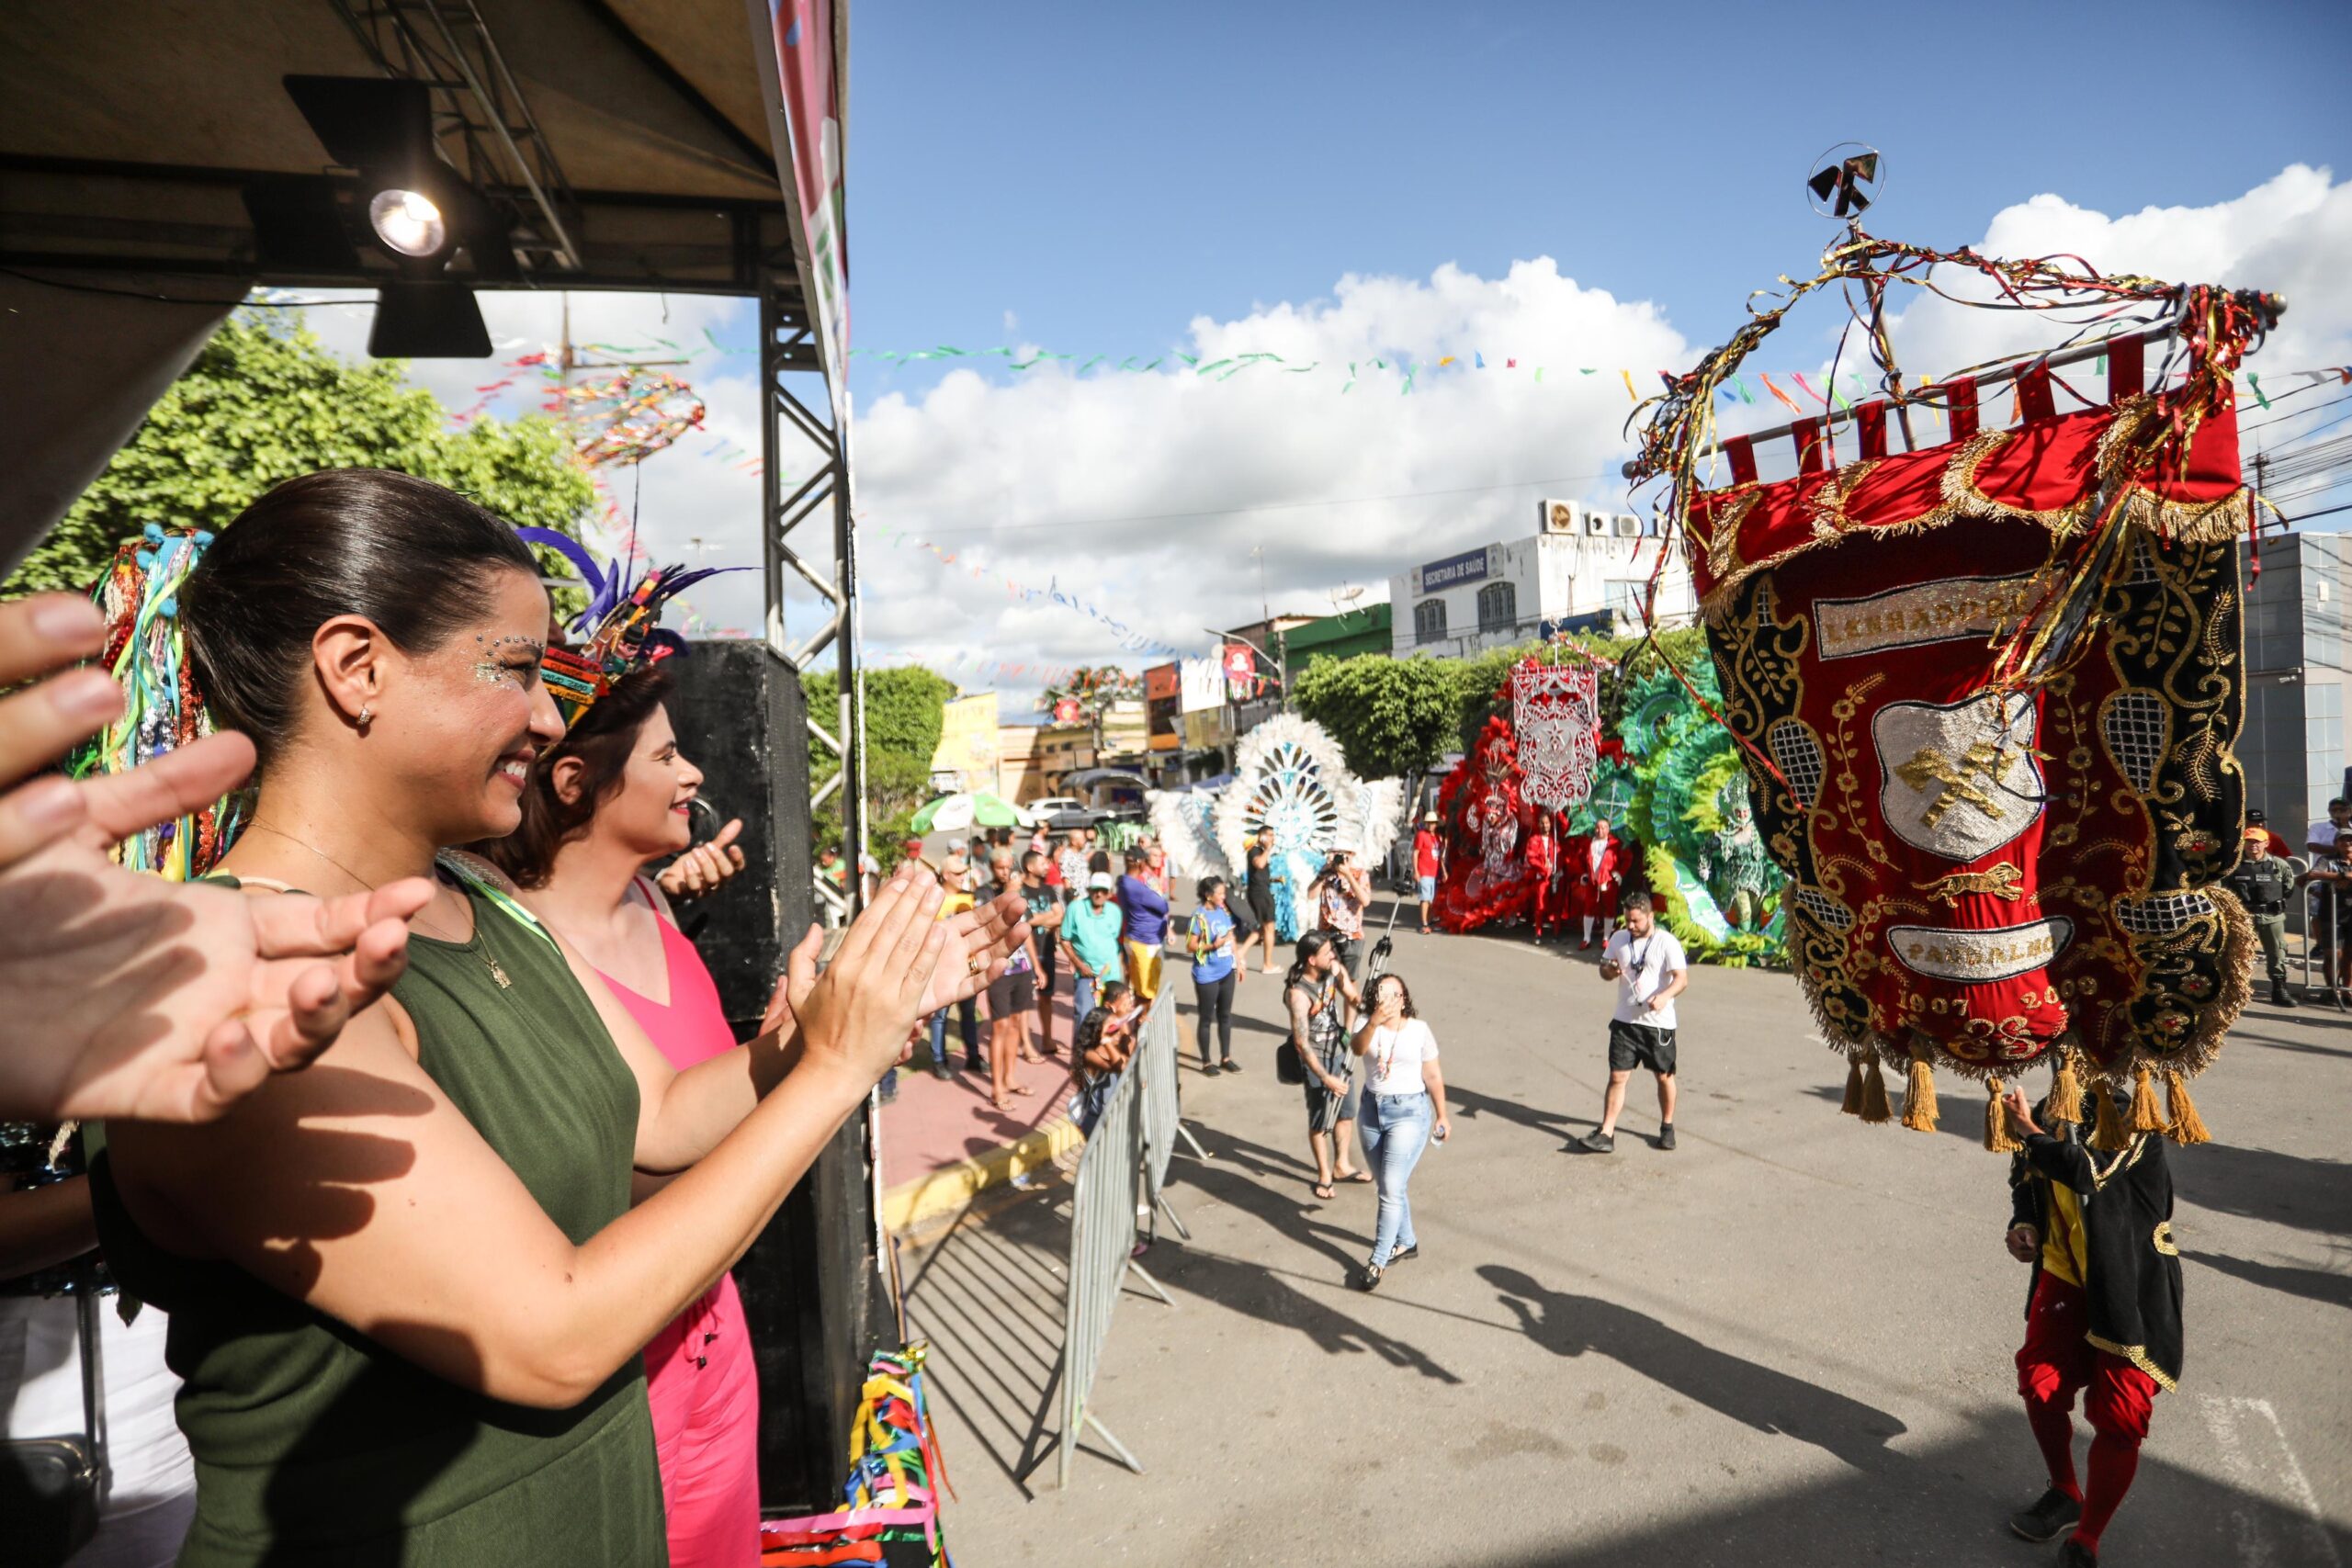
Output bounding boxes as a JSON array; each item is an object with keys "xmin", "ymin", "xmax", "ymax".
[
  {"xmin": 1136, "ymin": 981, "xmax": 1205, "ymax": 1239},
  {"xmin": 1018, "ymin": 995, "xmax": 1177, "ymax": 1490}
]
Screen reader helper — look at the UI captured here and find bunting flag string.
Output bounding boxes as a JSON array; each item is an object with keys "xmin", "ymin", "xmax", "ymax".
[
  {"xmin": 447, "ymin": 331, "xmax": 2348, "ymax": 417},
  {"xmin": 868, "ymin": 523, "xmax": 1189, "ymax": 660}
]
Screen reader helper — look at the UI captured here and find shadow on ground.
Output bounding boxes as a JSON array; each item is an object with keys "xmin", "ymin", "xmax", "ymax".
[{"xmin": 1479, "ymin": 1409, "xmax": 2350, "ymax": 1568}]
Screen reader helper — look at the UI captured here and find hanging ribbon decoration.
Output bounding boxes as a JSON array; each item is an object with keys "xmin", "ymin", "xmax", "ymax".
[{"xmin": 868, "ymin": 524, "xmax": 1190, "ymax": 659}]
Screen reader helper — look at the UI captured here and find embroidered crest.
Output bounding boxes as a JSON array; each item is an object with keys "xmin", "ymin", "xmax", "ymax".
[{"xmin": 1874, "ymin": 692, "xmax": 2044, "ymax": 862}]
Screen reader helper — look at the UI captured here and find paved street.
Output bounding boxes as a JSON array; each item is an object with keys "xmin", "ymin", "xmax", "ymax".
[{"xmin": 899, "ymin": 898, "xmax": 2351, "ymax": 1567}]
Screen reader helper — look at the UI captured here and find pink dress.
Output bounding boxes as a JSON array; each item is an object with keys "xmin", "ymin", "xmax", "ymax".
[{"xmin": 599, "ymin": 885, "xmax": 763, "ymax": 1568}]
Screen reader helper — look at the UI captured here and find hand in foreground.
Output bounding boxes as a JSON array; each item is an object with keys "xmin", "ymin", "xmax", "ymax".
[
  {"xmin": 2005, "ymin": 1224, "xmax": 2040, "ymax": 1263},
  {"xmin": 790, "ymin": 873, "xmax": 948, "ymax": 1089},
  {"xmin": 657, "ymin": 818, "xmax": 745, "ymax": 901},
  {"xmin": 2000, "ymin": 1086, "xmax": 2044, "ymax": 1141},
  {"xmin": 905, "ymin": 870, "xmax": 1028, "ymax": 1014},
  {"xmin": 759, "ymin": 926, "xmax": 826, "ymax": 1038},
  {"xmin": 0, "ymin": 594, "xmax": 433, "ymax": 1122}
]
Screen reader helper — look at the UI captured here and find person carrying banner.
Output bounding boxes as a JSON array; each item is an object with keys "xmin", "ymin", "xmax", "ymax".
[{"xmin": 1997, "ymin": 1085, "xmax": 2182, "ymax": 1567}]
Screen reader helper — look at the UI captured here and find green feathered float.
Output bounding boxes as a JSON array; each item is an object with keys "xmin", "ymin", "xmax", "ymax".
[{"xmin": 1615, "ymin": 656, "xmax": 1786, "ymax": 967}]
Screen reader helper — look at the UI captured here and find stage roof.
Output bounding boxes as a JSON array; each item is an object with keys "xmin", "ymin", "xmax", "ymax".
[{"xmin": 0, "ymin": 0, "xmax": 821, "ymax": 311}]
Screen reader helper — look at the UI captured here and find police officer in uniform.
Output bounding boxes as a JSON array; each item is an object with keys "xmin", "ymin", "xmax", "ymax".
[{"xmin": 2225, "ymin": 824, "xmax": 2298, "ymax": 1006}]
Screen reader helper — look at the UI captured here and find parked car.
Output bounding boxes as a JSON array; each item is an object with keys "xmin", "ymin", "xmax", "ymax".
[{"xmin": 1028, "ymin": 795, "xmax": 1101, "ymax": 831}]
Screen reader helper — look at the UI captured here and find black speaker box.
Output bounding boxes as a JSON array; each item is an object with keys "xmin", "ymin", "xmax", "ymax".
[{"xmin": 669, "ymin": 640, "xmax": 883, "ymax": 1512}]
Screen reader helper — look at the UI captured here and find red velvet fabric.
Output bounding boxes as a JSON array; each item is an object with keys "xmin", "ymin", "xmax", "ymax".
[{"xmin": 1688, "ymin": 392, "xmax": 2251, "ymax": 1079}]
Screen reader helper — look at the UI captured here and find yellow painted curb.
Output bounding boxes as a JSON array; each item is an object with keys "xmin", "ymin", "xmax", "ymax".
[{"xmin": 883, "ymin": 1115, "xmax": 1082, "ymax": 1234}]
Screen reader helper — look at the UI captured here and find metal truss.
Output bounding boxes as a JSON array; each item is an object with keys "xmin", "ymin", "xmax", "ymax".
[
  {"xmin": 760, "ymin": 273, "xmax": 865, "ymax": 922},
  {"xmin": 326, "ymin": 0, "xmax": 582, "ymax": 274}
]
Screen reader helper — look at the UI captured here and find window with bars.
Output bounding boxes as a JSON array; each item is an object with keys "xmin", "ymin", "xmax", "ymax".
[
  {"xmin": 1476, "ymin": 581, "xmax": 1517, "ymax": 633},
  {"xmin": 1414, "ymin": 598, "xmax": 1449, "ymax": 645}
]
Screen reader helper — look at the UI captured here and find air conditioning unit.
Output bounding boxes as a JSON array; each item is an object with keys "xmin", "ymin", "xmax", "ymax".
[
  {"xmin": 1583, "ymin": 509, "xmax": 1611, "ymax": 536},
  {"xmin": 1611, "ymin": 513, "xmax": 1643, "ymax": 538},
  {"xmin": 1541, "ymin": 498, "xmax": 1581, "ymax": 535}
]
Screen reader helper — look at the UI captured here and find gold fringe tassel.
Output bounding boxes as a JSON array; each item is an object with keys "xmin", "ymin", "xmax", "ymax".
[
  {"xmin": 2164, "ymin": 1070, "xmax": 2211, "ymax": 1146},
  {"xmin": 1902, "ymin": 1042, "xmax": 1939, "ymax": 1134},
  {"xmin": 2090, "ymin": 1080, "xmax": 2131, "ymax": 1151},
  {"xmin": 2128, "ymin": 1065, "xmax": 2166, "ymax": 1134},
  {"xmin": 2046, "ymin": 1044, "xmax": 2086, "ymax": 1128},
  {"xmin": 1859, "ymin": 1055, "xmax": 1893, "ymax": 1123},
  {"xmin": 1840, "ymin": 1054, "xmax": 1865, "ymax": 1117},
  {"xmin": 1985, "ymin": 1077, "xmax": 2023, "ymax": 1153}
]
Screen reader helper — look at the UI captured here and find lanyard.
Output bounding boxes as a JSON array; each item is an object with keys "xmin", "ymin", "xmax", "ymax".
[{"xmin": 435, "ymin": 852, "xmax": 563, "ymax": 959}]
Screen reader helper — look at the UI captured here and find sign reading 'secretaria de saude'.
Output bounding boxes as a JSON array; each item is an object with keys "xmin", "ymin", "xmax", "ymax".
[{"xmin": 1416, "ymin": 545, "xmax": 1499, "ymax": 594}]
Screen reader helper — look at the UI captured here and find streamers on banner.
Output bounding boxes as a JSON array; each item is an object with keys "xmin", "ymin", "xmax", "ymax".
[{"xmin": 1694, "ymin": 367, "xmax": 2254, "ymax": 1110}]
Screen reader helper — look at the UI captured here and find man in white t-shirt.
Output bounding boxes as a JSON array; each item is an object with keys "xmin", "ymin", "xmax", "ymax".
[
  {"xmin": 1573, "ymin": 890, "xmax": 1688, "ymax": 1154},
  {"xmin": 2307, "ymin": 798, "xmax": 2350, "ymax": 861}
]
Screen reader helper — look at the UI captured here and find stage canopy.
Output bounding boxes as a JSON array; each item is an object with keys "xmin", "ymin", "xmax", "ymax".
[{"xmin": 0, "ymin": 0, "xmax": 840, "ymax": 564}]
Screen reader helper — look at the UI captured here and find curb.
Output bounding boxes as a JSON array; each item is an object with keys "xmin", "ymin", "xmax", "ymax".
[{"xmin": 882, "ymin": 1115, "xmax": 1083, "ymax": 1234}]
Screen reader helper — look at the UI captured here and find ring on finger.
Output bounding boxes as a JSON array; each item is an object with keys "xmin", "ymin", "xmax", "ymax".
[{"xmin": 967, "ymin": 954, "xmax": 987, "ymax": 976}]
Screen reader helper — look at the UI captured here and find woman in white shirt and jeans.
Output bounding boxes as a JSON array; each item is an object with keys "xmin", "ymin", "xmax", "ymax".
[{"xmin": 1348, "ymin": 973, "xmax": 1451, "ymax": 1292}]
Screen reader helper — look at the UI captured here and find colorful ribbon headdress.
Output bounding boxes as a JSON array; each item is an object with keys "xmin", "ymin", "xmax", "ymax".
[
  {"xmin": 516, "ymin": 527, "xmax": 739, "ymax": 728},
  {"xmin": 68, "ymin": 525, "xmax": 243, "ymax": 880}
]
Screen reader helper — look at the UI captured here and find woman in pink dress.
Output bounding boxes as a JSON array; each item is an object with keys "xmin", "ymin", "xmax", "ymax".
[{"xmin": 482, "ymin": 667, "xmax": 765, "ymax": 1568}]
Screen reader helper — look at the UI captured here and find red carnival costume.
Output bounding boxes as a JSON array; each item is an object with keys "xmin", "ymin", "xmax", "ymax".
[
  {"xmin": 1566, "ymin": 829, "xmax": 1624, "ymax": 936},
  {"xmin": 1524, "ymin": 826, "xmax": 1560, "ymax": 935}
]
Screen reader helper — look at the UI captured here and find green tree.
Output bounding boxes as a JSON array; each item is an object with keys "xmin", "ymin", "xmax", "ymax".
[
  {"xmin": 1293, "ymin": 653, "xmax": 1456, "ymax": 779},
  {"xmin": 804, "ymin": 664, "xmax": 956, "ymax": 866},
  {"xmin": 6, "ymin": 309, "xmax": 595, "ymax": 597}
]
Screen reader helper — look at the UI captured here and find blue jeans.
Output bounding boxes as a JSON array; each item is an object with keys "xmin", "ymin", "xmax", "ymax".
[
  {"xmin": 926, "ymin": 997, "xmax": 980, "ymax": 1068},
  {"xmin": 1071, "ymin": 973, "xmax": 1099, "ymax": 1025},
  {"xmin": 1357, "ymin": 1090, "xmax": 1432, "ymax": 1267}
]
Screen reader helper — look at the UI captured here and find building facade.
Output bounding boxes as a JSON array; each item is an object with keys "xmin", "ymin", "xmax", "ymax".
[
  {"xmin": 1282, "ymin": 603, "xmax": 1393, "ymax": 686},
  {"xmin": 927, "ymin": 692, "xmax": 1001, "ymax": 795},
  {"xmin": 1386, "ymin": 499, "xmax": 1697, "ymax": 660},
  {"xmin": 2237, "ymin": 533, "xmax": 2348, "ymax": 847}
]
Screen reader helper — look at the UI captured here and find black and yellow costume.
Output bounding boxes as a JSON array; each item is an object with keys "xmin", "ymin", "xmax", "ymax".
[{"xmin": 2007, "ymin": 1122, "xmax": 2183, "ymax": 1392}]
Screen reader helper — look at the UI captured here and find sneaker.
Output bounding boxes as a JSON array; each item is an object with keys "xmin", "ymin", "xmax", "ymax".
[
  {"xmin": 1221, "ymin": 1057, "xmax": 1242, "ymax": 1074},
  {"xmin": 1356, "ymin": 1263, "xmax": 1384, "ymax": 1292},
  {"xmin": 1389, "ymin": 1243, "xmax": 1420, "ymax": 1264},
  {"xmin": 2056, "ymin": 1539, "xmax": 2098, "ymax": 1567},
  {"xmin": 1657, "ymin": 1125, "xmax": 1677, "ymax": 1151},
  {"xmin": 2009, "ymin": 1488, "xmax": 2083, "ymax": 1543},
  {"xmin": 1573, "ymin": 1130, "xmax": 1617, "ymax": 1154}
]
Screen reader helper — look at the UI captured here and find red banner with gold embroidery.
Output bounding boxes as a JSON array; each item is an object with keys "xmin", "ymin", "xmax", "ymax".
[{"xmin": 1693, "ymin": 385, "xmax": 2252, "ymax": 1123}]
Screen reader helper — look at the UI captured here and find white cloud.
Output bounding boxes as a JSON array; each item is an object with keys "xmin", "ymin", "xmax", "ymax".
[
  {"xmin": 297, "ymin": 165, "xmax": 2351, "ymax": 709},
  {"xmin": 1879, "ymin": 164, "xmax": 2349, "ymax": 392},
  {"xmin": 854, "ymin": 257, "xmax": 1690, "ymax": 699}
]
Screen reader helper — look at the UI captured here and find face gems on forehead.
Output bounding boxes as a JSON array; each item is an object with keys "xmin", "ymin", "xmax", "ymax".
[{"xmin": 471, "ymin": 632, "xmax": 546, "ymax": 688}]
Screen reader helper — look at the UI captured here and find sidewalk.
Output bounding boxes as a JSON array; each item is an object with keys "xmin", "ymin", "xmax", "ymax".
[{"xmin": 876, "ymin": 980, "xmax": 1088, "ymax": 1234}]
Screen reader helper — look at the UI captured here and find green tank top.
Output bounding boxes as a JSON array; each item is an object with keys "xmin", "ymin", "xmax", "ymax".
[{"xmin": 88, "ymin": 871, "xmax": 668, "ymax": 1566}]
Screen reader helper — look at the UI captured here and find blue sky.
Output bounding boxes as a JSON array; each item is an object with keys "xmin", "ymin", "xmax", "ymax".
[
  {"xmin": 324, "ymin": 0, "xmax": 2350, "ymax": 694},
  {"xmin": 845, "ymin": 0, "xmax": 2349, "ymax": 396}
]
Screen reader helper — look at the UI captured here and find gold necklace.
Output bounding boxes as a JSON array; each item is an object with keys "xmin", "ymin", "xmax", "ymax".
[{"xmin": 242, "ymin": 823, "xmax": 513, "ymax": 988}]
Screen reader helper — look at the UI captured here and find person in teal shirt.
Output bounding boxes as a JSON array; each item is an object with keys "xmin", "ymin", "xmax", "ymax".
[{"xmin": 1062, "ymin": 872, "xmax": 1126, "ymax": 1023}]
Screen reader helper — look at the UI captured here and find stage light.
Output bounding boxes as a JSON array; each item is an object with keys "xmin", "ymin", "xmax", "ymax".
[
  {"xmin": 369, "ymin": 280, "xmax": 492, "ymax": 359},
  {"xmin": 368, "ymin": 188, "xmax": 448, "ymax": 259}
]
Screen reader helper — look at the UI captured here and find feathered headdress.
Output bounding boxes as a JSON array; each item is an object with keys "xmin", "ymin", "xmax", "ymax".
[
  {"xmin": 517, "ymin": 526, "xmax": 740, "ymax": 728},
  {"xmin": 69, "ymin": 525, "xmax": 243, "ymax": 880}
]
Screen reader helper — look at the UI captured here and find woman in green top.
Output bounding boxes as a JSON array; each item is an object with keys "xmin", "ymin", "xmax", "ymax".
[{"xmin": 94, "ymin": 471, "xmax": 1026, "ymax": 1566}]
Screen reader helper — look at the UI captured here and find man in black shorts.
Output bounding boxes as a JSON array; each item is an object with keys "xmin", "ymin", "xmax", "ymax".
[{"xmin": 1573, "ymin": 891, "xmax": 1688, "ymax": 1154}]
